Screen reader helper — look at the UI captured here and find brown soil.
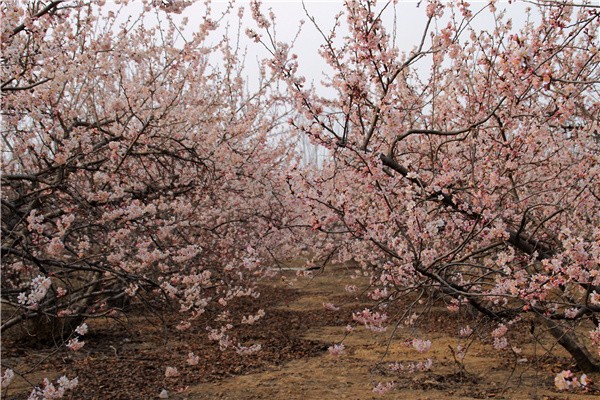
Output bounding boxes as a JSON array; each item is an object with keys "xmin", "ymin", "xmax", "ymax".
[{"xmin": 2, "ymin": 263, "xmax": 599, "ymax": 399}]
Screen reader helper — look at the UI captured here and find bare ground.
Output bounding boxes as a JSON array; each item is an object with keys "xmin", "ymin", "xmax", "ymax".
[{"xmin": 2, "ymin": 263, "xmax": 599, "ymax": 399}]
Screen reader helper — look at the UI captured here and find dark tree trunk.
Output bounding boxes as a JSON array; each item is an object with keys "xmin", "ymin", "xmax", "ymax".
[{"xmin": 546, "ymin": 320, "xmax": 600, "ymax": 373}]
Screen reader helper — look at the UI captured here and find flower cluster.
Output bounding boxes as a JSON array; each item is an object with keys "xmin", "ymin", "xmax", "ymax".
[
  {"xmin": 1, "ymin": 369, "xmax": 15, "ymax": 389},
  {"xmin": 235, "ymin": 343, "xmax": 262, "ymax": 356},
  {"xmin": 66, "ymin": 338, "xmax": 85, "ymax": 352},
  {"xmin": 491, "ymin": 324, "xmax": 508, "ymax": 350},
  {"xmin": 352, "ymin": 309, "xmax": 388, "ymax": 332},
  {"xmin": 372, "ymin": 381, "xmax": 396, "ymax": 394},
  {"xmin": 241, "ymin": 309, "xmax": 266, "ymax": 325},
  {"xmin": 554, "ymin": 370, "xmax": 590, "ymax": 391},
  {"xmin": 65, "ymin": 323, "xmax": 88, "ymax": 351},
  {"xmin": 27, "ymin": 376, "xmax": 78, "ymax": 400},
  {"xmin": 165, "ymin": 367, "xmax": 179, "ymax": 378},
  {"xmin": 459, "ymin": 325, "xmax": 473, "ymax": 338},
  {"xmin": 17, "ymin": 275, "xmax": 52, "ymax": 309},
  {"xmin": 74, "ymin": 323, "xmax": 88, "ymax": 336},
  {"xmin": 328, "ymin": 343, "xmax": 345, "ymax": 356},
  {"xmin": 411, "ymin": 339, "xmax": 432, "ymax": 353},
  {"xmin": 207, "ymin": 325, "xmax": 233, "ymax": 351},
  {"xmin": 186, "ymin": 352, "xmax": 200, "ymax": 366},
  {"xmin": 388, "ymin": 359, "xmax": 433, "ymax": 373}
]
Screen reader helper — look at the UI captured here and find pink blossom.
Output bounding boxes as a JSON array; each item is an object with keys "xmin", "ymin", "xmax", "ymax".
[
  {"xmin": 322, "ymin": 302, "xmax": 340, "ymax": 311},
  {"xmin": 176, "ymin": 321, "xmax": 192, "ymax": 331},
  {"xmin": 186, "ymin": 352, "xmax": 200, "ymax": 366},
  {"xmin": 554, "ymin": 370, "xmax": 589, "ymax": 390},
  {"xmin": 493, "ymin": 337, "xmax": 508, "ymax": 350},
  {"xmin": 66, "ymin": 338, "xmax": 85, "ymax": 351},
  {"xmin": 447, "ymin": 299, "xmax": 460, "ymax": 313},
  {"xmin": 328, "ymin": 343, "xmax": 345, "ymax": 356},
  {"xmin": 165, "ymin": 367, "xmax": 179, "ymax": 378},
  {"xmin": 491, "ymin": 324, "xmax": 508, "ymax": 338},
  {"xmin": 27, "ymin": 210, "xmax": 45, "ymax": 234},
  {"xmin": 241, "ymin": 309, "xmax": 265, "ymax": 324},
  {"xmin": 388, "ymin": 359, "xmax": 433, "ymax": 373},
  {"xmin": 47, "ymin": 237, "xmax": 65, "ymax": 256},
  {"xmin": 564, "ymin": 308, "xmax": 579, "ymax": 319},
  {"xmin": 412, "ymin": 339, "xmax": 432, "ymax": 353},
  {"xmin": 28, "ymin": 376, "xmax": 78, "ymax": 399},
  {"xmin": 353, "ymin": 309, "xmax": 388, "ymax": 332},
  {"xmin": 74, "ymin": 323, "xmax": 88, "ymax": 336},
  {"xmin": 372, "ymin": 381, "xmax": 395, "ymax": 394},
  {"xmin": 57, "ymin": 309, "xmax": 74, "ymax": 317},
  {"xmin": 369, "ymin": 288, "xmax": 388, "ymax": 300},
  {"xmin": 345, "ymin": 285, "xmax": 358, "ymax": 293},
  {"xmin": 18, "ymin": 275, "xmax": 52, "ymax": 309},
  {"xmin": 1, "ymin": 369, "xmax": 15, "ymax": 389},
  {"xmin": 459, "ymin": 326, "xmax": 473, "ymax": 337},
  {"xmin": 235, "ymin": 344, "xmax": 262, "ymax": 355},
  {"xmin": 455, "ymin": 345, "xmax": 466, "ymax": 361},
  {"xmin": 124, "ymin": 284, "xmax": 138, "ymax": 297}
]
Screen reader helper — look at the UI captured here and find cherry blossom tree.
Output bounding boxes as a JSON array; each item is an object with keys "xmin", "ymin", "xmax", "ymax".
[
  {"xmin": 253, "ymin": 0, "xmax": 600, "ymax": 372},
  {"xmin": 1, "ymin": 1, "xmax": 310, "ymax": 393},
  {"xmin": 2, "ymin": 0, "xmax": 599, "ymax": 396}
]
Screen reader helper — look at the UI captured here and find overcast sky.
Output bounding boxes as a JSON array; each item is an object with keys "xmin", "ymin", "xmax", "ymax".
[
  {"xmin": 105, "ymin": 1, "xmax": 438, "ymax": 93},
  {"xmin": 105, "ymin": 0, "xmax": 535, "ymax": 96},
  {"xmin": 196, "ymin": 0, "xmax": 431, "ymax": 93}
]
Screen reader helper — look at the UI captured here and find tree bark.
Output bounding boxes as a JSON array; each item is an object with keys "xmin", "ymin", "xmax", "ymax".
[{"xmin": 546, "ymin": 320, "xmax": 600, "ymax": 373}]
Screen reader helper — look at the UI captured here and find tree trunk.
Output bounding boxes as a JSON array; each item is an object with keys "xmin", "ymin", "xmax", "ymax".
[{"xmin": 546, "ymin": 320, "xmax": 600, "ymax": 373}]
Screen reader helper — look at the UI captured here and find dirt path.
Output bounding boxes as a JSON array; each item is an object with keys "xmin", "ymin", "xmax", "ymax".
[
  {"xmin": 3, "ymin": 263, "xmax": 599, "ymax": 399},
  {"xmin": 186, "ymin": 264, "xmax": 598, "ymax": 400}
]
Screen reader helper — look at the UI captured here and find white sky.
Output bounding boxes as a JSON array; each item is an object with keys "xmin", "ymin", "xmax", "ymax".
[
  {"xmin": 105, "ymin": 1, "xmax": 426, "ymax": 94},
  {"xmin": 196, "ymin": 0, "xmax": 430, "ymax": 93},
  {"xmin": 104, "ymin": 0, "xmax": 535, "ymax": 96}
]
